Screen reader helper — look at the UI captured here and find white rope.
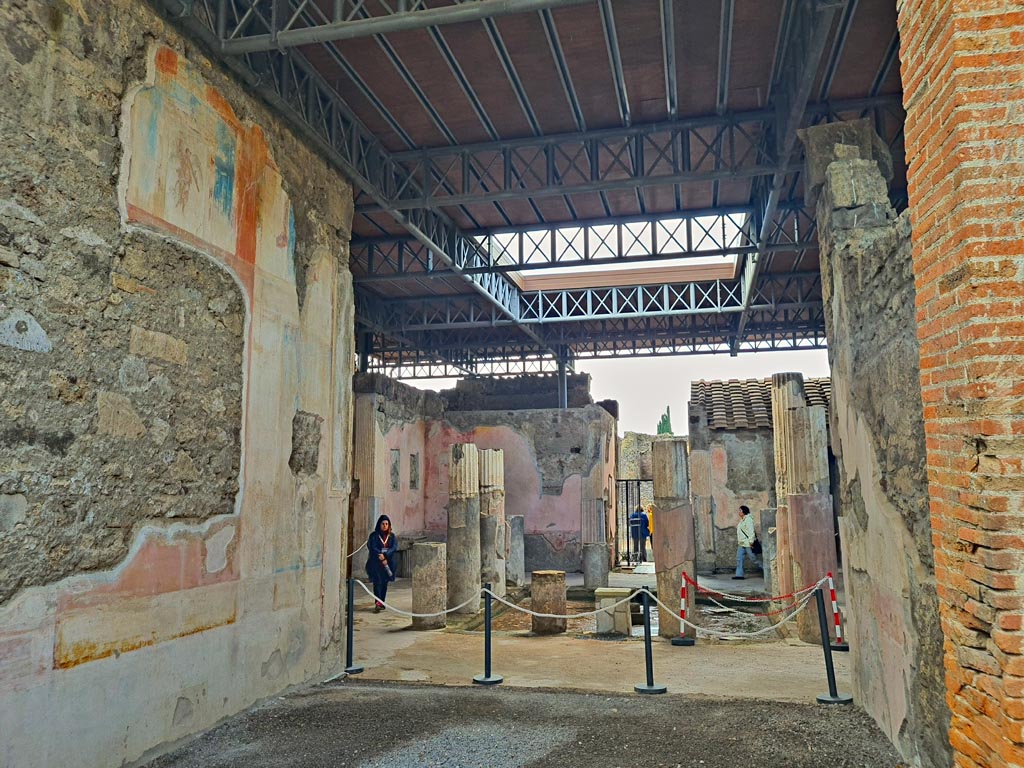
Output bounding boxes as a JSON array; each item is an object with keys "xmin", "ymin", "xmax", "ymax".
[
  {"xmin": 690, "ymin": 579, "xmax": 820, "ymax": 604},
  {"xmin": 481, "ymin": 588, "xmax": 642, "ymax": 619},
  {"xmin": 347, "ymin": 540, "xmax": 367, "ymax": 559},
  {"xmin": 353, "ymin": 579, "xmax": 480, "ymax": 618},
  {"xmin": 643, "ymin": 578, "xmax": 827, "ymax": 638}
]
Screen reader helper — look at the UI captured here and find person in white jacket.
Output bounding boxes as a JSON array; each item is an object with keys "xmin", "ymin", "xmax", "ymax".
[{"xmin": 733, "ymin": 505, "xmax": 762, "ymax": 580}]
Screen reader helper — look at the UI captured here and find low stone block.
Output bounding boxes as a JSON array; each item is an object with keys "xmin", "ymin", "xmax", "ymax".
[
  {"xmin": 825, "ymin": 159, "xmax": 891, "ymax": 210},
  {"xmin": 595, "ymin": 587, "xmax": 630, "ymax": 635},
  {"xmin": 531, "ymin": 570, "xmax": 566, "ymax": 635}
]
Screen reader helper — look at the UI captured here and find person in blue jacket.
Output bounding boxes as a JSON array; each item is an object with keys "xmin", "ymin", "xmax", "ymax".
[{"xmin": 366, "ymin": 514, "xmax": 397, "ymax": 612}]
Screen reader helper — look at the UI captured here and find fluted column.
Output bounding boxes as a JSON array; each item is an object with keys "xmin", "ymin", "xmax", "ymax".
[
  {"xmin": 479, "ymin": 448, "xmax": 506, "ymax": 597},
  {"xmin": 447, "ymin": 442, "xmax": 481, "ymax": 614}
]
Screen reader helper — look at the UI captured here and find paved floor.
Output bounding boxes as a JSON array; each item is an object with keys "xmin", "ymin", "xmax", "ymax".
[{"xmin": 346, "ymin": 576, "xmax": 846, "ymax": 703}]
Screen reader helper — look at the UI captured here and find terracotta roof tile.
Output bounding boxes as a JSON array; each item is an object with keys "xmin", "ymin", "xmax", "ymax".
[{"xmin": 690, "ymin": 377, "xmax": 831, "ymax": 431}]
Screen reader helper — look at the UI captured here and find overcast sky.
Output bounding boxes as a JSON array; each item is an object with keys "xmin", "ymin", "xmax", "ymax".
[{"xmin": 406, "ymin": 348, "xmax": 831, "ymax": 437}]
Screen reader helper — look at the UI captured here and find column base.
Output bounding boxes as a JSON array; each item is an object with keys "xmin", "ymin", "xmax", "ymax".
[
  {"xmin": 344, "ymin": 665, "xmax": 364, "ymax": 675},
  {"xmin": 671, "ymin": 637, "xmax": 695, "ymax": 646}
]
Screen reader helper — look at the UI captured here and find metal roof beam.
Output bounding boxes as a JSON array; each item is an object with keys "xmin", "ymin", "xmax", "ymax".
[
  {"xmin": 351, "ymin": 203, "xmax": 819, "ymax": 282},
  {"xmin": 660, "ymin": 0, "xmax": 678, "ymax": 118},
  {"xmin": 220, "ymin": 0, "xmax": 598, "ymax": 54},
  {"xmin": 359, "ymin": 271, "xmax": 822, "ymax": 331},
  {"xmin": 599, "ymin": 0, "xmax": 630, "ymax": 127},
  {"xmin": 731, "ymin": 0, "xmax": 846, "ymax": 353},
  {"xmin": 356, "ymin": 96, "xmax": 898, "ymax": 212}
]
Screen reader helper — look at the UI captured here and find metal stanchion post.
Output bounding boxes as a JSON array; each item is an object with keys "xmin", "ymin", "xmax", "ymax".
[
  {"xmin": 635, "ymin": 587, "xmax": 667, "ymax": 694},
  {"xmin": 473, "ymin": 583, "xmax": 503, "ymax": 686},
  {"xmin": 344, "ymin": 578, "xmax": 363, "ymax": 675},
  {"xmin": 814, "ymin": 587, "xmax": 852, "ymax": 704}
]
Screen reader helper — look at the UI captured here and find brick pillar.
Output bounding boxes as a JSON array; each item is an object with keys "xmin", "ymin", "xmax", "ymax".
[{"xmin": 898, "ymin": 3, "xmax": 1024, "ymax": 765}]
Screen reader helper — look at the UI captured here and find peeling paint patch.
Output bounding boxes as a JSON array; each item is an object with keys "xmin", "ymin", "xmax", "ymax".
[{"xmin": 204, "ymin": 525, "xmax": 235, "ymax": 573}]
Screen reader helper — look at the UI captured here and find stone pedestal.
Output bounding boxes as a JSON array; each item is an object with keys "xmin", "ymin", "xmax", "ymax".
[
  {"xmin": 595, "ymin": 586, "xmax": 631, "ymax": 635},
  {"xmin": 447, "ymin": 443, "xmax": 481, "ymax": 615},
  {"xmin": 531, "ymin": 570, "xmax": 566, "ymax": 634},
  {"xmin": 412, "ymin": 542, "xmax": 447, "ymax": 630},
  {"xmin": 652, "ymin": 438, "xmax": 696, "ymax": 641},
  {"xmin": 506, "ymin": 515, "xmax": 525, "ymax": 587},
  {"xmin": 479, "ymin": 448, "xmax": 507, "ymax": 597},
  {"xmin": 582, "ymin": 543, "xmax": 610, "ymax": 589}
]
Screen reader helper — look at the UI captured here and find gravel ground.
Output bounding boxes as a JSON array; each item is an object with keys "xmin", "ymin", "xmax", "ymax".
[{"xmin": 147, "ymin": 680, "xmax": 906, "ymax": 768}]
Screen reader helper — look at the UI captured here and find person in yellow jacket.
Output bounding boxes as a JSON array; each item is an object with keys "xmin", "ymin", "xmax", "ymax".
[{"xmin": 645, "ymin": 504, "xmax": 655, "ymax": 557}]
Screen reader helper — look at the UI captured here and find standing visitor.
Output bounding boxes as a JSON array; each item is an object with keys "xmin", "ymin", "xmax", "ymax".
[
  {"xmin": 629, "ymin": 506, "xmax": 650, "ymax": 563},
  {"xmin": 367, "ymin": 514, "xmax": 398, "ymax": 611},
  {"xmin": 733, "ymin": 505, "xmax": 761, "ymax": 580}
]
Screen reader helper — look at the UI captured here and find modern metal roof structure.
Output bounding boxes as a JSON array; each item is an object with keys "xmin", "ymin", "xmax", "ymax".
[{"xmin": 158, "ymin": 0, "xmax": 906, "ymax": 378}]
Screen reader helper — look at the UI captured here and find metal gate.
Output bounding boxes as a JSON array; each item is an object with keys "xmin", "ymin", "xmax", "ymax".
[{"xmin": 616, "ymin": 479, "xmax": 653, "ymax": 567}]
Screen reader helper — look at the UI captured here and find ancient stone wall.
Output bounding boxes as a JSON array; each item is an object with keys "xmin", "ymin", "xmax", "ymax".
[
  {"xmin": 440, "ymin": 373, "xmax": 592, "ymax": 410},
  {"xmin": 807, "ymin": 122, "xmax": 950, "ymax": 767},
  {"xmin": 897, "ymin": 5, "xmax": 1024, "ymax": 765},
  {"xmin": 0, "ymin": 3, "xmax": 354, "ymax": 767}
]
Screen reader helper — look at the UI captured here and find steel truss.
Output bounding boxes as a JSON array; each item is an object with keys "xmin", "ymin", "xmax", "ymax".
[
  {"xmin": 352, "ymin": 204, "xmax": 820, "ymax": 282},
  {"xmin": 356, "ymin": 271, "xmax": 821, "ymax": 333},
  {"xmin": 219, "ymin": 0, "xmax": 596, "ymax": 54}
]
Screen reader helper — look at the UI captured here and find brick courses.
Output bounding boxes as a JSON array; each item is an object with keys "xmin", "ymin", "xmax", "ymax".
[{"xmin": 898, "ymin": 1, "xmax": 1024, "ymax": 764}]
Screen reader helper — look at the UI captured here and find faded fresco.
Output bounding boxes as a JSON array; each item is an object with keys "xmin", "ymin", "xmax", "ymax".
[{"xmin": 122, "ymin": 46, "xmax": 296, "ymax": 299}]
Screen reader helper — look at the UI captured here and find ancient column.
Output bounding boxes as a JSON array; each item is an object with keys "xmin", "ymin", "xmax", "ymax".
[
  {"xmin": 478, "ymin": 448, "xmax": 507, "ymax": 597},
  {"xmin": 506, "ymin": 514, "xmax": 525, "ymax": 587},
  {"xmin": 447, "ymin": 442, "xmax": 481, "ymax": 615},
  {"xmin": 412, "ymin": 542, "xmax": 447, "ymax": 630},
  {"xmin": 785, "ymin": 404, "xmax": 837, "ymax": 642},
  {"xmin": 352, "ymin": 395, "xmax": 386, "ymax": 550},
  {"xmin": 651, "ymin": 437, "xmax": 696, "ymax": 640},
  {"xmin": 531, "ymin": 570, "xmax": 566, "ymax": 634},
  {"xmin": 770, "ymin": 373, "xmax": 805, "ymax": 607},
  {"xmin": 687, "ymin": 402, "xmax": 717, "ymax": 571},
  {"xmin": 582, "ymin": 542, "xmax": 609, "ymax": 589}
]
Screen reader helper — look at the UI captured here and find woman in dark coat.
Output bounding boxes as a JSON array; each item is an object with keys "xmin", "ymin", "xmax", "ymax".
[{"xmin": 366, "ymin": 514, "xmax": 397, "ymax": 612}]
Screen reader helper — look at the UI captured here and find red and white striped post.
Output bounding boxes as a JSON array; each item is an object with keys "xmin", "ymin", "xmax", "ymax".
[
  {"xmin": 826, "ymin": 572, "xmax": 848, "ymax": 651},
  {"xmin": 671, "ymin": 571, "xmax": 695, "ymax": 646}
]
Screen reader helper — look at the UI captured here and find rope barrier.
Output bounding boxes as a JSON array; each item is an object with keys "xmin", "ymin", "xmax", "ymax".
[
  {"xmin": 347, "ymin": 541, "xmax": 366, "ymax": 559},
  {"xmin": 358, "ymin": 573, "xmax": 829, "ymax": 637},
  {"xmin": 353, "ymin": 579, "xmax": 480, "ymax": 618},
  {"xmin": 698, "ymin": 589, "xmax": 808, "ymax": 618},
  {"xmin": 481, "ymin": 588, "xmax": 640, "ymax": 620},
  {"xmin": 682, "ymin": 571, "xmax": 819, "ymax": 603},
  {"xmin": 644, "ymin": 578, "xmax": 828, "ymax": 639}
]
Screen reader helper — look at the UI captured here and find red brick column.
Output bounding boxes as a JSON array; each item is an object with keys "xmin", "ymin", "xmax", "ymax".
[{"xmin": 898, "ymin": 3, "xmax": 1024, "ymax": 766}]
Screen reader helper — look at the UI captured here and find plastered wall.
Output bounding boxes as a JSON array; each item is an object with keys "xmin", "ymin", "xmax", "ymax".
[{"xmin": 0, "ymin": 4, "xmax": 354, "ymax": 766}]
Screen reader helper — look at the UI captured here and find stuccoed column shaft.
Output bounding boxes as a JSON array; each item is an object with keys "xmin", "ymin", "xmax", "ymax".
[
  {"xmin": 412, "ymin": 542, "xmax": 447, "ymax": 630},
  {"xmin": 447, "ymin": 443, "xmax": 481, "ymax": 615},
  {"xmin": 506, "ymin": 515, "xmax": 525, "ymax": 587},
  {"xmin": 652, "ymin": 437, "xmax": 695, "ymax": 640},
  {"xmin": 479, "ymin": 448, "xmax": 507, "ymax": 598}
]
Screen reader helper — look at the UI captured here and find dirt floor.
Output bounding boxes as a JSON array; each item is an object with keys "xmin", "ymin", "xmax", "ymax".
[
  {"xmin": 146, "ymin": 575, "xmax": 887, "ymax": 767},
  {"xmin": 147, "ymin": 680, "xmax": 906, "ymax": 768}
]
